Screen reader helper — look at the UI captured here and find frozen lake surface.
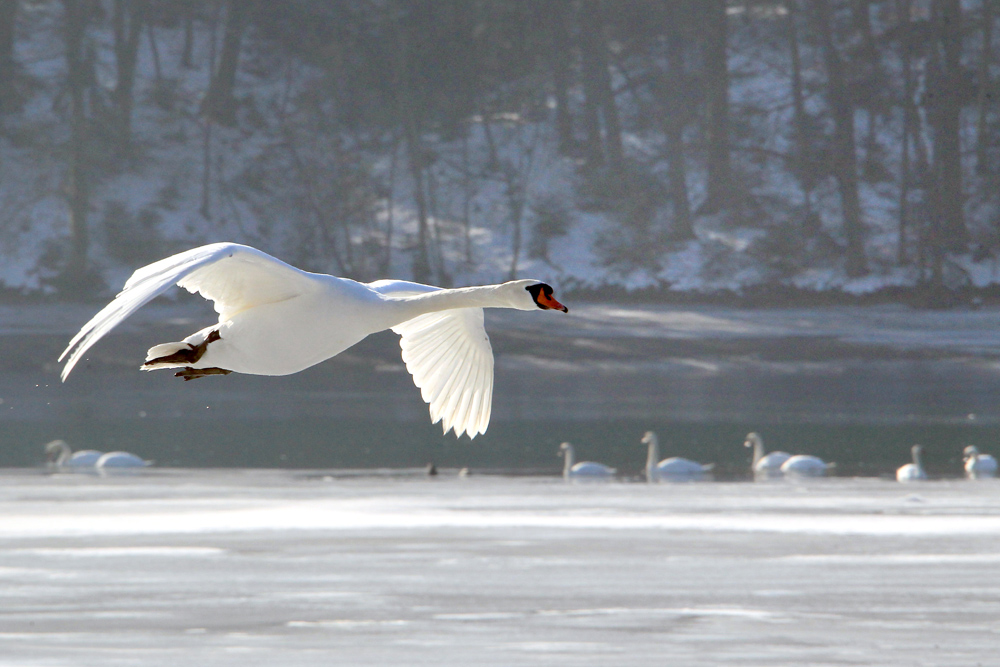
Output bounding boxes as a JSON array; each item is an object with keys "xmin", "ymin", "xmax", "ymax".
[{"xmin": 2, "ymin": 469, "xmax": 999, "ymax": 666}]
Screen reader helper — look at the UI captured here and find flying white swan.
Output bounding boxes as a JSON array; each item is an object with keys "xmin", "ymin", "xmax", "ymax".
[
  {"xmin": 44, "ymin": 439, "xmax": 103, "ymax": 468},
  {"xmin": 58, "ymin": 243, "xmax": 568, "ymax": 439},
  {"xmin": 963, "ymin": 445, "xmax": 997, "ymax": 479},
  {"xmin": 897, "ymin": 444, "xmax": 927, "ymax": 482},
  {"xmin": 642, "ymin": 431, "xmax": 713, "ymax": 482},
  {"xmin": 743, "ymin": 432, "xmax": 790, "ymax": 478},
  {"xmin": 559, "ymin": 442, "xmax": 615, "ymax": 481}
]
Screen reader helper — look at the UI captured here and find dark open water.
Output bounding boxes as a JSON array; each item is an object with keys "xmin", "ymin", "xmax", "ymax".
[{"xmin": 3, "ymin": 302, "xmax": 1000, "ymax": 476}]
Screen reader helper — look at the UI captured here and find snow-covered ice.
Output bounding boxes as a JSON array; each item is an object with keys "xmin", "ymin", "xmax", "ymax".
[{"xmin": 1, "ymin": 469, "xmax": 999, "ymax": 666}]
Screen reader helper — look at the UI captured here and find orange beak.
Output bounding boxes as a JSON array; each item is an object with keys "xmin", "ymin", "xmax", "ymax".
[{"xmin": 538, "ymin": 292, "xmax": 568, "ymax": 313}]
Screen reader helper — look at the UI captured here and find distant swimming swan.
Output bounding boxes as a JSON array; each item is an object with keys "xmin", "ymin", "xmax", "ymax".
[
  {"xmin": 897, "ymin": 445, "xmax": 927, "ymax": 482},
  {"xmin": 44, "ymin": 440, "xmax": 149, "ymax": 471},
  {"xmin": 780, "ymin": 454, "xmax": 834, "ymax": 478},
  {"xmin": 44, "ymin": 440, "xmax": 102, "ymax": 468},
  {"xmin": 743, "ymin": 432, "xmax": 790, "ymax": 478},
  {"xmin": 559, "ymin": 442, "xmax": 615, "ymax": 481},
  {"xmin": 963, "ymin": 445, "xmax": 997, "ymax": 479},
  {"xmin": 642, "ymin": 431, "xmax": 713, "ymax": 482}
]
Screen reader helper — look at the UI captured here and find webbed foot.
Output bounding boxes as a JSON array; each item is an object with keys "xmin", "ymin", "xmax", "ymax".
[{"xmin": 174, "ymin": 367, "xmax": 233, "ymax": 381}]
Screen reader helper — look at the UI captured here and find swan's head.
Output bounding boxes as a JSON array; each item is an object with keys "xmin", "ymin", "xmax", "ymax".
[
  {"xmin": 44, "ymin": 439, "xmax": 70, "ymax": 463},
  {"xmin": 911, "ymin": 444, "xmax": 924, "ymax": 458},
  {"xmin": 640, "ymin": 431, "xmax": 658, "ymax": 447},
  {"xmin": 743, "ymin": 432, "xmax": 763, "ymax": 449},
  {"xmin": 964, "ymin": 445, "xmax": 980, "ymax": 460},
  {"xmin": 506, "ymin": 280, "xmax": 568, "ymax": 313},
  {"xmin": 558, "ymin": 442, "xmax": 574, "ymax": 457}
]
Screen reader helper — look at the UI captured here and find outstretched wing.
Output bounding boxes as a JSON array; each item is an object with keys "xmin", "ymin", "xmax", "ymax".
[
  {"xmin": 369, "ymin": 280, "xmax": 494, "ymax": 439},
  {"xmin": 60, "ymin": 243, "xmax": 319, "ymax": 381}
]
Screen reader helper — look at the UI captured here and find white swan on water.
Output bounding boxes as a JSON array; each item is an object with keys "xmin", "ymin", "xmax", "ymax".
[
  {"xmin": 897, "ymin": 445, "xmax": 927, "ymax": 482},
  {"xmin": 96, "ymin": 451, "xmax": 150, "ymax": 469},
  {"xmin": 58, "ymin": 243, "xmax": 568, "ymax": 439},
  {"xmin": 964, "ymin": 446, "xmax": 997, "ymax": 479},
  {"xmin": 559, "ymin": 442, "xmax": 615, "ymax": 481},
  {"xmin": 44, "ymin": 440, "xmax": 102, "ymax": 468},
  {"xmin": 743, "ymin": 432, "xmax": 790, "ymax": 478},
  {"xmin": 781, "ymin": 454, "xmax": 834, "ymax": 478},
  {"xmin": 642, "ymin": 431, "xmax": 713, "ymax": 482},
  {"xmin": 44, "ymin": 440, "xmax": 149, "ymax": 470}
]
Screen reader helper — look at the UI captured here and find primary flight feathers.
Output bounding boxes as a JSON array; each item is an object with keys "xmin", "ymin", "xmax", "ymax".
[{"xmin": 59, "ymin": 243, "xmax": 567, "ymax": 439}]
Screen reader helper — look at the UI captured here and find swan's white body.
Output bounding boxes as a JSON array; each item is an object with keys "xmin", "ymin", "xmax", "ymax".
[
  {"xmin": 780, "ymin": 454, "xmax": 832, "ymax": 477},
  {"xmin": 560, "ymin": 442, "xmax": 615, "ymax": 481},
  {"xmin": 897, "ymin": 445, "xmax": 927, "ymax": 482},
  {"xmin": 44, "ymin": 440, "xmax": 102, "ymax": 468},
  {"xmin": 964, "ymin": 446, "xmax": 997, "ymax": 479},
  {"xmin": 96, "ymin": 451, "xmax": 150, "ymax": 469},
  {"xmin": 743, "ymin": 432, "xmax": 790, "ymax": 477},
  {"xmin": 643, "ymin": 431, "xmax": 712, "ymax": 482},
  {"xmin": 59, "ymin": 243, "xmax": 567, "ymax": 439}
]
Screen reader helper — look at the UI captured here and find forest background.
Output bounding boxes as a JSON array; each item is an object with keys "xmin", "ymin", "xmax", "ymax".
[{"xmin": 0, "ymin": 0, "xmax": 997, "ymax": 305}]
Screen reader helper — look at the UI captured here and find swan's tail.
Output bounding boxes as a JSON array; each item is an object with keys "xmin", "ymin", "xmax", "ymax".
[{"xmin": 702, "ymin": 463, "xmax": 716, "ymax": 472}]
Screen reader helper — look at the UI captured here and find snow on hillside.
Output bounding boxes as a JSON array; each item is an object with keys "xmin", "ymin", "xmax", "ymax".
[{"xmin": 0, "ymin": 3, "xmax": 995, "ymax": 299}]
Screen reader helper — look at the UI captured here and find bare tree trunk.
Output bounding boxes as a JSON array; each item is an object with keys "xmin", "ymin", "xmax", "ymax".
[
  {"xmin": 200, "ymin": 121, "xmax": 212, "ymax": 219},
  {"xmin": 787, "ymin": 0, "xmax": 813, "ymax": 214},
  {"xmin": 111, "ymin": 0, "xmax": 145, "ymax": 151},
  {"xmin": 424, "ymin": 157, "xmax": 447, "ymax": 284},
  {"xmin": 200, "ymin": 2, "xmax": 221, "ymax": 220},
  {"xmin": 181, "ymin": 0, "xmax": 195, "ymax": 69},
  {"xmin": 461, "ymin": 130, "xmax": 473, "ymax": 266},
  {"xmin": 393, "ymin": 15, "xmax": 431, "ymax": 284},
  {"xmin": 701, "ymin": 0, "xmax": 734, "ymax": 215},
  {"xmin": 384, "ymin": 136, "xmax": 399, "ymax": 274},
  {"xmin": 662, "ymin": 2, "xmax": 693, "ymax": 240},
  {"xmin": 62, "ymin": 0, "xmax": 92, "ymax": 293},
  {"xmin": 815, "ymin": 0, "xmax": 867, "ymax": 277},
  {"xmin": 0, "ymin": 0, "xmax": 18, "ymax": 112},
  {"xmin": 929, "ymin": 0, "xmax": 966, "ymax": 251},
  {"xmin": 281, "ymin": 126, "xmax": 347, "ymax": 274},
  {"xmin": 507, "ymin": 179, "xmax": 525, "ymax": 281},
  {"xmin": 852, "ymin": 0, "xmax": 883, "ymax": 177},
  {"xmin": 405, "ymin": 131, "xmax": 432, "ymax": 284},
  {"xmin": 585, "ymin": 2, "xmax": 623, "ymax": 169},
  {"xmin": 975, "ymin": 0, "xmax": 994, "ymax": 174},
  {"xmin": 896, "ymin": 0, "xmax": 915, "ymax": 265},
  {"xmin": 147, "ymin": 20, "xmax": 161, "ymax": 83},
  {"xmin": 201, "ymin": 0, "xmax": 249, "ymax": 126},
  {"xmin": 578, "ymin": 3, "xmax": 605, "ymax": 167},
  {"xmin": 548, "ymin": 1, "xmax": 574, "ymax": 155}
]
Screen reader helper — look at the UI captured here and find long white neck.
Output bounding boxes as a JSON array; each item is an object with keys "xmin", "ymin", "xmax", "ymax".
[
  {"xmin": 645, "ymin": 437, "xmax": 660, "ymax": 480},
  {"xmin": 50, "ymin": 441, "xmax": 71, "ymax": 465},
  {"xmin": 913, "ymin": 447, "xmax": 923, "ymax": 470},
  {"xmin": 562, "ymin": 445, "xmax": 575, "ymax": 478},
  {"xmin": 384, "ymin": 284, "xmax": 522, "ymax": 324},
  {"xmin": 750, "ymin": 437, "xmax": 764, "ymax": 467}
]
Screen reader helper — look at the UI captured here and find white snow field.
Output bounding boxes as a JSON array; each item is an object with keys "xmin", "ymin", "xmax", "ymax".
[{"xmin": 1, "ymin": 469, "xmax": 999, "ymax": 666}]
